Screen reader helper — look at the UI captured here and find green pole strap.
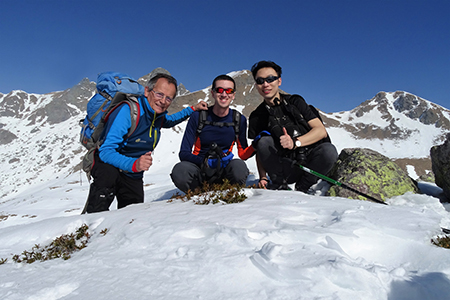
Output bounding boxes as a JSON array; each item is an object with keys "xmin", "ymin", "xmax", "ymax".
[{"xmin": 296, "ymin": 164, "xmax": 387, "ymax": 205}]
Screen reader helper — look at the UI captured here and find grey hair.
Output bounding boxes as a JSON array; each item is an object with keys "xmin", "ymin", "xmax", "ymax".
[{"xmin": 146, "ymin": 73, "xmax": 178, "ymax": 99}]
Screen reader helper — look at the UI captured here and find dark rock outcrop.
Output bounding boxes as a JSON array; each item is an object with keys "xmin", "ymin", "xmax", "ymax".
[
  {"xmin": 0, "ymin": 128, "xmax": 17, "ymax": 145},
  {"xmin": 430, "ymin": 134, "xmax": 450, "ymax": 201}
]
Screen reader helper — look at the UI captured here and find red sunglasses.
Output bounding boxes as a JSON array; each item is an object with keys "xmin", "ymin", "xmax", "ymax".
[{"xmin": 214, "ymin": 87, "xmax": 235, "ymax": 94}]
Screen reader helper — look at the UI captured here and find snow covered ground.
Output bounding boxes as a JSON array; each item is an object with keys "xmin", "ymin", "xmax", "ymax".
[{"xmin": 1, "ymin": 128, "xmax": 450, "ymax": 299}]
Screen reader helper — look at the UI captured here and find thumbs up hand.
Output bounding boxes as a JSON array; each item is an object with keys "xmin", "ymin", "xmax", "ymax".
[{"xmin": 280, "ymin": 127, "xmax": 294, "ymax": 150}]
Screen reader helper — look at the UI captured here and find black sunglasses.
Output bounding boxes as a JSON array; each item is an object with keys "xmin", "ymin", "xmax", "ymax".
[
  {"xmin": 255, "ymin": 75, "xmax": 279, "ymax": 85},
  {"xmin": 214, "ymin": 87, "xmax": 235, "ymax": 94}
]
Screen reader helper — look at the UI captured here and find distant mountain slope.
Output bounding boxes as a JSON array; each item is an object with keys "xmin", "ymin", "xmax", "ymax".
[
  {"xmin": 0, "ymin": 69, "xmax": 448, "ymax": 199},
  {"xmin": 322, "ymin": 91, "xmax": 450, "ymax": 158}
]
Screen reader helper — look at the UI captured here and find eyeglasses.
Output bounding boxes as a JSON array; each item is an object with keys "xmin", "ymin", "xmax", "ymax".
[
  {"xmin": 151, "ymin": 90, "xmax": 173, "ymax": 103},
  {"xmin": 255, "ymin": 75, "xmax": 279, "ymax": 85},
  {"xmin": 213, "ymin": 87, "xmax": 235, "ymax": 94}
]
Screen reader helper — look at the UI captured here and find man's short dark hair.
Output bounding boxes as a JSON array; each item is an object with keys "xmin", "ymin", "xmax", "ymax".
[
  {"xmin": 147, "ymin": 73, "xmax": 178, "ymax": 98},
  {"xmin": 212, "ymin": 74, "xmax": 236, "ymax": 90},
  {"xmin": 251, "ymin": 61, "xmax": 282, "ymax": 79}
]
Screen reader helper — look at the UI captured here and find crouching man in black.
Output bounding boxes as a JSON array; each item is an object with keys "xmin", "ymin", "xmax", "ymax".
[{"xmin": 248, "ymin": 61, "xmax": 338, "ymax": 192}]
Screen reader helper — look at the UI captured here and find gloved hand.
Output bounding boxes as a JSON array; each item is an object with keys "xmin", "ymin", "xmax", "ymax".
[
  {"xmin": 207, "ymin": 152, "xmax": 234, "ymax": 168},
  {"xmin": 252, "ymin": 130, "xmax": 271, "ymax": 148},
  {"xmin": 208, "ymin": 158, "xmax": 219, "ymax": 169},
  {"xmin": 221, "ymin": 152, "xmax": 234, "ymax": 168}
]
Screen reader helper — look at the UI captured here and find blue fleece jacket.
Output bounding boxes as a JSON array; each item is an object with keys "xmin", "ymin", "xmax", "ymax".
[{"xmin": 99, "ymin": 95, "xmax": 193, "ymax": 178}]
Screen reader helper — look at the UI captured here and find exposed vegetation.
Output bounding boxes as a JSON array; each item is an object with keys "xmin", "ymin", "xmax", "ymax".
[
  {"xmin": 432, "ymin": 234, "xmax": 450, "ymax": 249},
  {"xmin": 1, "ymin": 224, "xmax": 91, "ymax": 264},
  {"xmin": 170, "ymin": 179, "xmax": 247, "ymax": 205}
]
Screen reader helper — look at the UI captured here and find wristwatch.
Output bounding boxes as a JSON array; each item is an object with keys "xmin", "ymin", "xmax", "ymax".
[{"xmin": 293, "ymin": 139, "xmax": 301, "ymax": 149}]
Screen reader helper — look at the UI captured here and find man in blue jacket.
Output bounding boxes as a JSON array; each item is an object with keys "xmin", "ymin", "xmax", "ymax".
[
  {"xmin": 84, "ymin": 73, "xmax": 207, "ymax": 213},
  {"xmin": 170, "ymin": 74, "xmax": 254, "ymax": 193}
]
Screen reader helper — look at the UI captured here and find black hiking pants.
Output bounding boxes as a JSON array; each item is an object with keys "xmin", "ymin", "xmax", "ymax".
[
  {"xmin": 170, "ymin": 159, "xmax": 249, "ymax": 193},
  {"xmin": 83, "ymin": 153, "xmax": 144, "ymax": 213},
  {"xmin": 256, "ymin": 136, "xmax": 338, "ymax": 192}
]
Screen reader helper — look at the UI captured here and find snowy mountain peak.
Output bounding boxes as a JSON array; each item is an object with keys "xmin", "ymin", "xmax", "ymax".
[
  {"xmin": 323, "ymin": 91, "xmax": 450, "ymax": 159},
  {"xmin": 351, "ymin": 91, "xmax": 450, "ymax": 130}
]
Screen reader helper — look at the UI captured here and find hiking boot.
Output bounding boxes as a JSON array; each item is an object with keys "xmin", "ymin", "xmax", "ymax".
[
  {"xmin": 268, "ymin": 181, "xmax": 292, "ymax": 190},
  {"xmin": 295, "ymin": 185, "xmax": 316, "ymax": 195},
  {"xmin": 295, "ymin": 184, "xmax": 314, "ymax": 195}
]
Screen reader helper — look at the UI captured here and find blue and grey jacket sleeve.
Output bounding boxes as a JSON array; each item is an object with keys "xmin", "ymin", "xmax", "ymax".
[{"xmin": 162, "ymin": 106, "xmax": 195, "ymax": 128}]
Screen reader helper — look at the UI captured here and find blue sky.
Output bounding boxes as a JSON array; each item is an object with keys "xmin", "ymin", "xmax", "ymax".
[{"xmin": 0, "ymin": 0, "xmax": 448, "ymax": 112}]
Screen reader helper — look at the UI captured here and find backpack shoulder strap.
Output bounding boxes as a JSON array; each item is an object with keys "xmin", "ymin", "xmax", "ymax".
[
  {"xmin": 102, "ymin": 92, "xmax": 141, "ymax": 140},
  {"xmin": 124, "ymin": 94, "xmax": 140, "ymax": 139},
  {"xmin": 232, "ymin": 109, "xmax": 241, "ymax": 138},
  {"xmin": 232, "ymin": 109, "xmax": 240, "ymax": 133},
  {"xmin": 283, "ymin": 94, "xmax": 322, "ymax": 123},
  {"xmin": 196, "ymin": 109, "xmax": 208, "ymax": 135},
  {"xmin": 196, "ymin": 109, "xmax": 241, "ymax": 137},
  {"xmin": 283, "ymin": 94, "xmax": 332, "ymax": 143},
  {"xmin": 280, "ymin": 95, "xmax": 311, "ymax": 132}
]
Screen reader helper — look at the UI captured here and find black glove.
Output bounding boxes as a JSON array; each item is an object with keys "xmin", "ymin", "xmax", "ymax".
[{"xmin": 252, "ymin": 130, "xmax": 271, "ymax": 148}]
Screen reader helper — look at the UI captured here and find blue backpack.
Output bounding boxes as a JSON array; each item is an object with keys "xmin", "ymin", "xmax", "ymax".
[{"xmin": 79, "ymin": 72, "xmax": 144, "ymax": 177}]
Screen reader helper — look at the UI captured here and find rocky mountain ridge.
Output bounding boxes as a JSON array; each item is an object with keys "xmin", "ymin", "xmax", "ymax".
[
  {"xmin": 0, "ymin": 68, "xmax": 449, "ymax": 199},
  {"xmin": 324, "ymin": 91, "xmax": 450, "ymax": 139}
]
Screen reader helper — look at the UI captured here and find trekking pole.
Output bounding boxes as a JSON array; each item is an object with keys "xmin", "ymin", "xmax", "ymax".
[{"xmin": 295, "ymin": 163, "xmax": 387, "ymax": 205}]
